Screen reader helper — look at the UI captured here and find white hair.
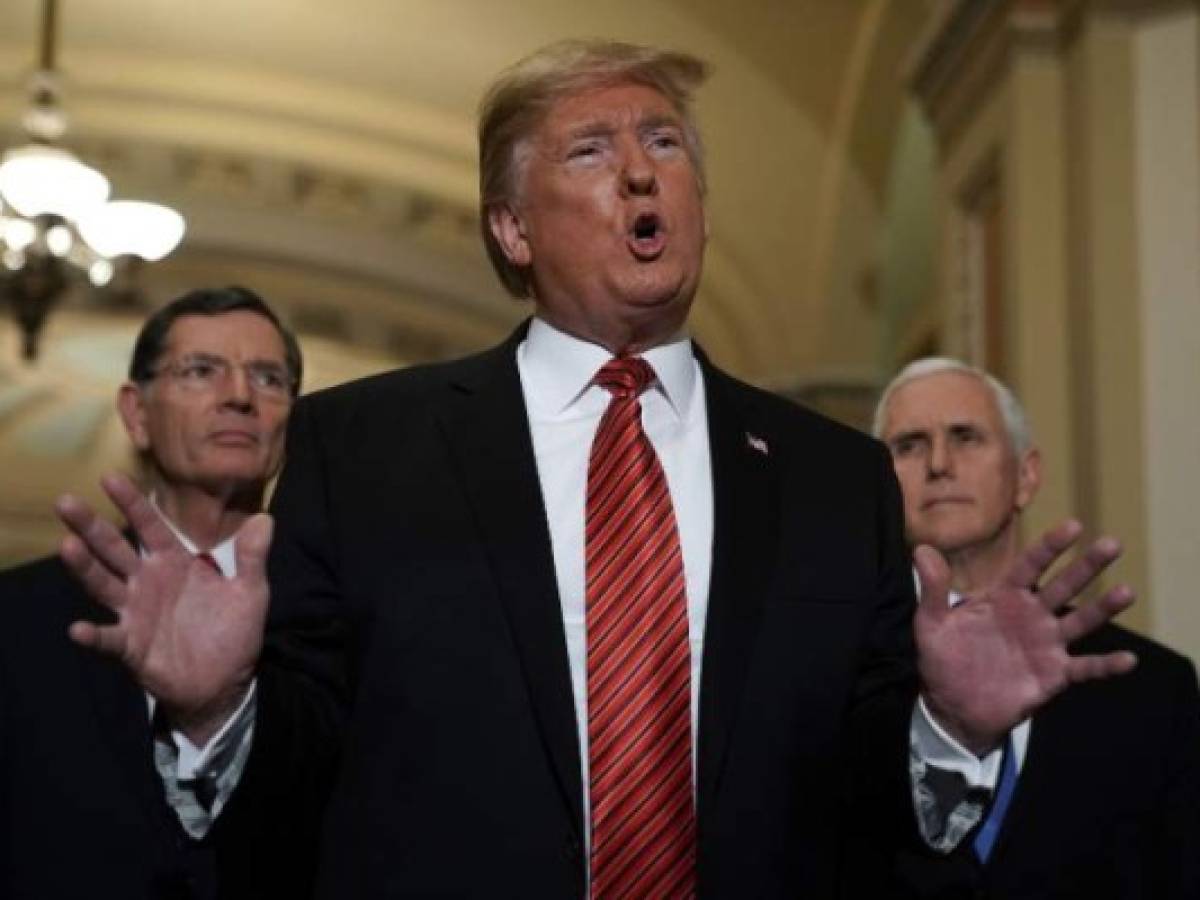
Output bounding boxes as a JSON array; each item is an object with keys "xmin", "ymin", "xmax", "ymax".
[{"xmin": 871, "ymin": 356, "xmax": 1034, "ymax": 455}]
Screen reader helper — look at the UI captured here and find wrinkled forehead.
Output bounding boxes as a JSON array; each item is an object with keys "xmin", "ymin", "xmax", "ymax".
[
  {"xmin": 540, "ymin": 82, "xmax": 682, "ymax": 136},
  {"xmin": 884, "ymin": 371, "xmax": 1005, "ymax": 436},
  {"xmin": 161, "ymin": 312, "xmax": 287, "ymax": 362},
  {"xmin": 511, "ymin": 79, "xmax": 698, "ymax": 181}
]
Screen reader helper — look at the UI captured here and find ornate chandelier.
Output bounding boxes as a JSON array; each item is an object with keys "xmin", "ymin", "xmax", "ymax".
[{"xmin": 0, "ymin": 0, "xmax": 186, "ymax": 360}]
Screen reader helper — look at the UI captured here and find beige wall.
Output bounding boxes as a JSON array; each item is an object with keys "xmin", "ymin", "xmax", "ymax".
[
  {"xmin": 920, "ymin": 11, "xmax": 1081, "ymax": 560},
  {"xmin": 1064, "ymin": 12, "xmax": 1150, "ymax": 633},
  {"xmin": 1134, "ymin": 7, "xmax": 1200, "ymax": 664},
  {"xmin": 912, "ymin": 0, "xmax": 1200, "ymax": 658},
  {"xmin": 1006, "ymin": 27, "xmax": 1079, "ymax": 554}
]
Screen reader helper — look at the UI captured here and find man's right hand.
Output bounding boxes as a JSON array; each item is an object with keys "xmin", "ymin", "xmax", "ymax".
[
  {"xmin": 914, "ymin": 519, "xmax": 1137, "ymax": 756},
  {"xmin": 56, "ymin": 472, "xmax": 271, "ymax": 746}
]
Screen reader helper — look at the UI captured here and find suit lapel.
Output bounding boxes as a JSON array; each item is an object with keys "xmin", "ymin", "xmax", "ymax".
[
  {"xmin": 983, "ymin": 714, "xmax": 1052, "ymax": 870},
  {"xmin": 434, "ymin": 326, "xmax": 585, "ymax": 839},
  {"xmin": 695, "ymin": 358, "xmax": 780, "ymax": 821},
  {"xmin": 71, "ymin": 574, "xmax": 177, "ymax": 839},
  {"xmin": 431, "ymin": 335, "xmax": 781, "ymax": 839}
]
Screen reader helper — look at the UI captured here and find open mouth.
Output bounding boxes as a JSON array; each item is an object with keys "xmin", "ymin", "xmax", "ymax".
[{"xmin": 628, "ymin": 212, "xmax": 666, "ymax": 259}]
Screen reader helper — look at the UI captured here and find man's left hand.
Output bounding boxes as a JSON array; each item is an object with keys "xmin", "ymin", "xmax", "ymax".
[{"xmin": 915, "ymin": 519, "xmax": 1137, "ymax": 756}]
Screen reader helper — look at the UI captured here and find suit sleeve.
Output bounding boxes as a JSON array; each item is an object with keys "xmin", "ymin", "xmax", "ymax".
[
  {"xmin": 837, "ymin": 443, "xmax": 922, "ymax": 894},
  {"xmin": 1158, "ymin": 653, "xmax": 1200, "ymax": 898},
  {"xmin": 212, "ymin": 394, "xmax": 348, "ymax": 898}
]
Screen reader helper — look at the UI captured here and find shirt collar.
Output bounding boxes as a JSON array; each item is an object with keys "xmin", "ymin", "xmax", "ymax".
[
  {"xmin": 148, "ymin": 496, "xmax": 238, "ymax": 578},
  {"xmin": 520, "ymin": 316, "xmax": 697, "ymax": 419}
]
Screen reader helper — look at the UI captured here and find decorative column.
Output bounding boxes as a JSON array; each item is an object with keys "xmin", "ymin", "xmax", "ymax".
[{"xmin": 909, "ymin": 0, "xmax": 1200, "ymax": 651}]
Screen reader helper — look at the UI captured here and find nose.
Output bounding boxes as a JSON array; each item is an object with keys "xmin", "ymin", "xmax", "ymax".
[
  {"xmin": 622, "ymin": 143, "xmax": 657, "ymax": 197},
  {"xmin": 221, "ymin": 365, "xmax": 255, "ymax": 413},
  {"xmin": 927, "ymin": 434, "xmax": 952, "ymax": 479}
]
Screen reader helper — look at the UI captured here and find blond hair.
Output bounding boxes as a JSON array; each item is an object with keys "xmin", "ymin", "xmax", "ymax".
[{"xmin": 478, "ymin": 39, "xmax": 709, "ymax": 297}]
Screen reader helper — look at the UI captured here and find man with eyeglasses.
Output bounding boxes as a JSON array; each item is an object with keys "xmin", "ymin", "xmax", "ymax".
[{"xmin": 0, "ymin": 286, "xmax": 302, "ymax": 900}]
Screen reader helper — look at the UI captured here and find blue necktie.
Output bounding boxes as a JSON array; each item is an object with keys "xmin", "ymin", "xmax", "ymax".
[{"xmin": 973, "ymin": 735, "xmax": 1018, "ymax": 863}]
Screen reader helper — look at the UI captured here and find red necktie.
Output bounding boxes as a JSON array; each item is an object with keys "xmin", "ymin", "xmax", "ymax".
[{"xmin": 586, "ymin": 356, "xmax": 696, "ymax": 899}]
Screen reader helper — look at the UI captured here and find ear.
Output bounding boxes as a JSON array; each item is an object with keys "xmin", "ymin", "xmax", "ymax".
[
  {"xmin": 117, "ymin": 383, "xmax": 152, "ymax": 452},
  {"xmin": 1014, "ymin": 446, "xmax": 1042, "ymax": 511},
  {"xmin": 487, "ymin": 202, "xmax": 532, "ymax": 267}
]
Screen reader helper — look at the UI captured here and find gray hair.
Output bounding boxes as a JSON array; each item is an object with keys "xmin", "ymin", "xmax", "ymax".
[
  {"xmin": 872, "ymin": 357, "xmax": 1033, "ymax": 455},
  {"xmin": 477, "ymin": 39, "xmax": 709, "ymax": 298}
]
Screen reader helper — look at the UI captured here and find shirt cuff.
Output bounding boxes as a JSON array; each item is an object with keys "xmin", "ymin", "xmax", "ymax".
[
  {"xmin": 908, "ymin": 698, "xmax": 1000, "ymax": 853},
  {"xmin": 153, "ymin": 682, "xmax": 258, "ymax": 839},
  {"xmin": 172, "ymin": 682, "xmax": 257, "ymax": 779},
  {"xmin": 911, "ymin": 695, "xmax": 1003, "ymax": 788}
]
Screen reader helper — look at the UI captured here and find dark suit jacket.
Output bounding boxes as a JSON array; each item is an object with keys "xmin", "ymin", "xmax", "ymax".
[
  {"xmin": 223, "ymin": 327, "xmax": 919, "ymax": 898},
  {"xmin": 894, "ymin": 622, "xmax": 1200, "ymax": 900},
  {"xmin": 0, "ymin": 555, "xmax": 219, "ymax": 900}
]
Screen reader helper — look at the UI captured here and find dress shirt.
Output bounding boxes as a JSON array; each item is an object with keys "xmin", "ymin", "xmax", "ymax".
[
  {"xmin": 517, "ymin": 317, "xmax": 713, "ymax": 836},
  {"xmin": 519, "ymin": 318, "xmax": 988, "ymax": 857},
  {"xmin": 190, "ymin": 318, "xmax": 990, "ymax": 855}
]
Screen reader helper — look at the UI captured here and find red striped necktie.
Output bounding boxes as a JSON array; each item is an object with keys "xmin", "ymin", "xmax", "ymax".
[{"xmin": 586, "ymin": 356, "xmax": 696, "ymax": 899}]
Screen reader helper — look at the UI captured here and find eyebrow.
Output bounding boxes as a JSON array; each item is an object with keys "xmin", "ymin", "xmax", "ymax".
[
  {"xmin": 887, "ymin": 428, "xmax": 929, "ymax": 445},
  {"xmin": 563, "ymin": 112, "xmax": 682, "ymax": 142},
  {"xmin": 888, "ymin": 420, "xmax": 989, "ymax": 442},
  {"xmin": 638, "ymin": 114, "xmax": 682, "ymax": 132},
  {"xmin": 565, "ymin": 122, "xmax": 616, "ymax": 142},
  {"xmin": 178, "ymin": 350, "xmax": 287, "ymax": 368}
]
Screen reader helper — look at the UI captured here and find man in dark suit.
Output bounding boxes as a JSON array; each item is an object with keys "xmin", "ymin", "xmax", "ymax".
[
  {"xmin": 0, "ymin": 287, "xmax": 302, "ymax": 900},
  {"xmin": 874, "ymin": 357, "xmax": 1200, "ymax": 899},
  {"xmin": 56, "ymin": 43, "xmax": 1140, "ymax": 898}
]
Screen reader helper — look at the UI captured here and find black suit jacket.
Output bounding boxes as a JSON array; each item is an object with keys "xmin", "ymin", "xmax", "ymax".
[
  {"xmin": 224, "ymin": 327, "xmax": 919, "ymax": 898},
  {"xmin": 0, "ymin": 555, "xmax": 219, "ymax": 900},
  {"xmin": 894, "ymin": 622, "xmax": 1200, "ymax": 900}
]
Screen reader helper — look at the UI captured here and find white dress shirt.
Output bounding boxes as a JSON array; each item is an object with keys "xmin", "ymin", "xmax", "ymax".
[
  {"xmin": 518, "ymin": 318, "xmax": 989, "ymax": 856},
  {"xmin": 517, "ymin": 318, "xmax": 712, "ymax": 821},
  {"xmin": 183, "ymin": 318, "xmax": 992, "ymax": 849}
]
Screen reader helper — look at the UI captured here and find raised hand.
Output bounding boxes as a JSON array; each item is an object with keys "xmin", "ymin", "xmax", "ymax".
[
  {"xmin": 57, "ymin": 472, "xmax": 272, "ymax": 745},
  {"xmin": 915, "ymin": 519, "xmax": 1137, "ymax": 755}
]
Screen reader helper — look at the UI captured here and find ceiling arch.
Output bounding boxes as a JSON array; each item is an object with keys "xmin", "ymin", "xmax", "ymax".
[
  {"xmin": 1, "ymin": 0, "xmax": 936, "ymax": 379},
  {"xmin": 0, "ymin": 1, "xmax": 941, "ymax": 562}
]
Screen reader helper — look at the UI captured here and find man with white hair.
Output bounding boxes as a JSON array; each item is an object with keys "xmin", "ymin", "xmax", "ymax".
[{"xmin": 875, "ymin": 357, "xmax": 1200, "ymax": 900}]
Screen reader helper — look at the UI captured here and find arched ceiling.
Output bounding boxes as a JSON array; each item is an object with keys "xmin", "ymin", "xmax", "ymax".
[
  {"xmin": 0, "ymin": 0, "xmax": 939, "ymax": 375},
  {"xmin": 0, "ymin": 0, "xmax": 940, "ymax": 560}
]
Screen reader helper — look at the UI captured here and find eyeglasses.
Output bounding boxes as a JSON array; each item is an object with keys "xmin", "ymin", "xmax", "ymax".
[{"xmin": 149, "ymin": 353, "xmax": 294, "ymax": 401}]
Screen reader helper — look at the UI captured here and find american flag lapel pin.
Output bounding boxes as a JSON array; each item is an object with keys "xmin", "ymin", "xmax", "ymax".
[{"xmin": 745, "ymin": 432, "xmax": 769, "ymax": 456}]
